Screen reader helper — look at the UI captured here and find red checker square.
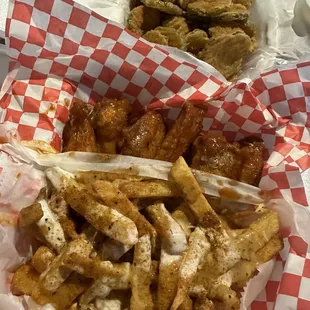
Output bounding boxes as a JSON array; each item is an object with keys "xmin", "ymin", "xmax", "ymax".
[
  {"xmin": 61, "ymin": 80, "xmax": 77, "ymax": 96},
  {"xmin": 160, "ymin": 57, "xmax": 180, "ymax": 72},
  {"xmin": 288, "ymin": 97, "xmax": 307, "ymax": 114},
  {"xmin": 105, "ymin": 87, "xmax": 122, "ymax": 99},
  {"xmin": 285, "ymin": 124, "xmax": 304, "ymax": 142},
  {"xmin": 50, "ymin": 61, "xmax": 68, "ymax": 77},
  {"xmin": 51, "ymin": 133, "xmax": 62, "ymax": 152},
  {"xmin": 37, "ymin": 114, "xmax": 54, "ymax": 131},
  {"xmin": 4, "ymin": 109, "xmax": 22, "ymax": 123},
  {"xmin": 91, "ymin": 11, "xmax": 108, "ymax": 23},
  {"xmin": 289, "ymin": 235, "xmax": 308, "ymax": 256},
  {"xmin": 34, "ymin": 0, "xmax": 54, "ymax": 14},
  {"xmin": 261, "ymin": 68, "xmax": 278, "ymax": 77},
  {"xmin": 27, "ymin": 26, "xmax": 46, "ymax": 47},
  {"xmin": 70, "ymin": 55, "xmax": 89, "ymax": 71},
  {"xmin": 29, "ymin": 70, "xmax": 47, "ymax": 86},
  {"xmin": 98, "ymin": 67, "xmax": 117, "ymax": 85},
  {"xmin": 298, "ymin": 298, "xmax": 310, "ymax": 310},
  {"xmin": 249, "ymin": 301, "xmax": 268, "ymax": 310},
  {"xmin": 166, "ymin": 95, "xmax": 185, "ymax": 108},
  {"xmin": 247, "ymin": 109, "xmax": 266, "ymax": 124},
  {"xmin": 242, "ymin": 90, "xmax": 259, "ymax": 108},
  {"xmin": 133, "ymin": 40, "xmax": 152, "ymax": 57},
  {"xmin": 17, "ymin": 124, "xmax": 36, "ymax": 140},
  {"xmin": 306, "ymin": 113, "xmax": 310, "ymax": 128},
  {"xmin": 47, "ymin": 17, "xmax": 67, "ymax": 37},
  {"xmin": 269, "ymin": 85, "xmax": 287, "ymax": 104},
  {"xmin": 145, "ymin": 77, "xmax": 163, "ymax": 96},
  {"xmin": 187, "ymin": 71, "xmax": 208, "ymax": 89},
  {"xmin": 147, "ymin": 99, "xmax": 164, "ymax": 110},
  {"xmin": 298, "ymin": 61, "xmax": 310, "ymax": 68},
  {"xmin": 278, "ymin": 273, "xmax": 301, "ymax": 296},
  {"xmin": 40, "ymin": 48, "xmax": 58, "ymax": 60},
  {"xmin": 81, "ymin": 31, "xmax": 100, "ymax": 48},
  {"xmin": 80, "ymin": 72, "xmax": 96, "ymax": 89},
  {"xmin": 5, "ymin": 18, "xmax": 11, "ymax": 38},
  {"xmin": 89, "ymin": 90, "xmax": 103, "ymax": 105},
  {"xmin": 118, "ymin": 61, "xmax": 136, "ymax": 80},
  {"xmin": 251, "ymin": 77, "xmax": 267, "ymax": 96},
  {"xmin": 23, "ymin": 97, "xmax": 40, "ymax": 113},
  {"xmin": 291, "ymin": 188, "xmax": 308, "ymax": 207},
  {"xmin": 265, "ymin": 281, "xmax": 279, "ymax": 302},
  {"xmin": 60, "ymin": 38, "xmax": 79, "ymax": 55},
  {"xmin": 103, "ymin": 24, "xmax": 122, "ymax": 41},
  {"xmin": 166, "ymin": 74, "xmax": 185, "ymax": 93},
  {"xmin": 222, "ymin": 101, "xmax": 239, "ymax": 115},
  {"xmin": 12, "ymin": 81, "xmax": 27, "ymax": 96},
  {"xmin": 111, "ymin": 42, "xmax": 130, "ymax": 59},
  {"xmin": 0, "ymin": 94, "xmax": 11, "ymax": 109},
  {"xmin": 280, "ymin": 68, "xmax": 300, "ymax": 84},
  {"xmin": 69, "ymin": 7, "xmax": 90, "ymax": 29},
  {"xmin": 183, "ymin": 61, "xmax": 196, "ymax": 69},
  {"xmin": 55, "ymin": 105, "xmax": 69, "ymax": 123},
  {"xmin": 18, "ymin": 54, "xmax": 36, "ymax": 69},
  {"xmin": 303, "ymin": 258, "xmax": 310, "ymax": 278},
  {"xmin": 303, "ymin": 82, "xmax": 310, "ymax": 96},
  {"xmin": 90, "ymin": 49, "xmax": 109, "ymax": 64},
  {"xmin": 269, "ymin": 172, "xmax": 289, "ymax": 188},
  {"xmin": 188, "ymin": 90, "xmax": 208, "ymax": 102},
  {"xmin": 296, "ymin": 155, "xmax": 309, "ymax": 171},
  {"xmin": 140, "ymin": 58, "xmax": 160, "ymax": 74},
  {"xmin": 124, "ymin": 82, "xmax": 142, "ymax": 97},
  {"xmin": 42, "ymin": 87, "xmax": 60, "ymax": 102},
  {"xmin": 230, "ymin": 113, "xmax": 247, "ymax": 127},
  {"xmin": 12, "ymin": 2, "xmax": 33, "ymax": 24},
  {"xmin": 62, "ymin": 0, "xmax": 74, "ymax": 4},
  {"xmin": 10, "ymin": 37, "xmax": 25, "ymax": 52}
]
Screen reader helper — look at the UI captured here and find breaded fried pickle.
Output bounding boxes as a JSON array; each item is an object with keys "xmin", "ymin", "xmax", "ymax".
[{"xmin": 141, "ymin": 0, "xmax": 184, "ymax": 15}]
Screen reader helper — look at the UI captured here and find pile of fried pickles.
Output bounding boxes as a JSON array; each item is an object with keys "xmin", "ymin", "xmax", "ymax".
[
  {"xmin": 12, "ymin": 99, "xmax": 283, "ymax": 310},
  {"xmin": 127, "ymin": 0, "xmax": 257, "ymax": 80}
]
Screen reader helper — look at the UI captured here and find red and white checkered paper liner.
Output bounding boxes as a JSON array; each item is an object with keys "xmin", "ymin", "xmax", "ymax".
[{"xmin": 0, "ymin": 0, "xmax": 310, "ymax": 309}]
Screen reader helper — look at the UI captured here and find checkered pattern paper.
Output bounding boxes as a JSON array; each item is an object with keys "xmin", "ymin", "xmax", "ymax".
[{"xmin": 1, "ymin": 0, "xmax": 310, "ymax": 309}]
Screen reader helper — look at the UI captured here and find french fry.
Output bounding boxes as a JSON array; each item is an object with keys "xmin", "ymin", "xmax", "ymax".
[
  {"xmin": 46, "ymin": 167, "xmax": 139, "ymax": 246},
  {"xmin": 19, "ymin": 203, "xmax": 43, "ymax": 227},
  {"xmin": 100, "ymin": 238, "xmax": 132, "ymax": 261},
  {"xmin": 119, "ymin": 180, "xmax": 179, "ymax": 198},
  {"xmin": 31, "ymin": 246, "xmax": 56, "ymax": 273},
  {"xmin": 171, "ymin": 207, "xmax": 193, "ymax": 238},
  {"xmin": 130, "ymin": 234, "xmax": 154, "ymax": 310}
]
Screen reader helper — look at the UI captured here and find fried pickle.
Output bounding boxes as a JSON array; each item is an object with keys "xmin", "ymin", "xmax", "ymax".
[
  {"xmin": 162, "ymin": 16, "xmax": 190, "ymax": 35},
  {"xmin": 143, "ymin": 29, "xmax": 169, "ymax": 45},
  {"xmin": 187, "ymin": 0, "xmax": 232, "ymax": 19},
  {"xmin": 156, "ymin": 102, "xmax": 205, "ymax": 162},
  {"xmin": 127, "ymin": 5, "xmax": 161, "ymax": 36},
  {"xmin": 185, "ymin": 29, "xmax": 209, "ymax": 54},
  {"xmin": 141, "ymin": 0, "xmax": 184, "ymax": 15},
  {"xmin": 216, "ymin": 4, "xmax": 249, "ymax": 22}
]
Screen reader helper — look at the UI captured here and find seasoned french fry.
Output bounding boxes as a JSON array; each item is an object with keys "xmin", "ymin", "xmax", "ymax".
[
  {"xmin": 19, "ymin": 203, "xmax": 43, "ymax": 227},
  {"xmin": 46, "ymin": 167, "xmax": 138, "ymax": 246},
  {"xmin": 100, "ymin": 238, "xmax": 132, "ymax": 262},
  {"xmin": 171, "ymin": 207, "xmax": 193, "ymax": 238},
  {"xmin": 119, "ymin": 180, "xmax": 179, "ymax": 198},
  {"xmin": 31, "ymin": 246, "xmax": 56, "ymax": 273},
  {"xmin": 130, "ymin": 234, "xmax": 154, "ymax": 310}
]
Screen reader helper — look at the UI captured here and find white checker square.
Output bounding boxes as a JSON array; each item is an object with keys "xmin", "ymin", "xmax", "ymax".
[
  {"xmin": 9, "ymin": 48, "xmax": 20, "ymax": 60},
  {"xmin": 45, "ymin": 33, "xmax": 63, "ymax": 53},
  {"xmin": 269, "ymin": 261, "xmax": 284, "ymax": 281},
  {"xmin": 202, "ymin": 117, "xmax": 214, "ymax": 131},
  {"xmin": 34, "ymin": 127, "xmax": 53, "ymax": 142},
  {"xmin": 199, "ymin": 79, "xmax": 221, "ymax": 96},
  {"xmin": 44, "ymin": 77, "xmax": 63, "ymax": 89},
  {"xmin": 125, "ymin": 50, "xmax": 145, "ymax": 67},
  {"xmin": 306, "ymin": 98, "xmax": 310, "ymax": 112},
  {"xmin": 273, "ymin": 295, "xmax": 298, "ymax": 310},
  {"xmin": 178, "ymin": 82, "xmax": 197, "ymax": 99},
  {"xmin": 39, "ymin": 101, "xmax": 55, "ymax": 115},
  {"xmin": 110, "ymin": 74, "xmax": 129, "ymax": 92},
  {"xmin": 130, "ymin": 70, "xmax": 150, "ymax": 88},
  {"xmin": 122, "ymin": 94, "xmax": 135, "ymax": 104},
  {"xmin": 224, "ymin": 88, "xmax": 244, "ymax": 103},
  {"xmin": 85, "ymin": 58, "xmax": 103, "ymax": 78},
  {"xmin": 77, "ymin": 45, "xmax": 94, "ymax": 58},
  {"xmin": 33, "ymin": 59, "xmax": 53, "ymax": 74},
  {"xmin": 257, "ymin": 90, "xmax": 271, "ymax": 107},
  {"xmin": 54, "ymin": 56, "xmax": 71, "ymax": 66},
  {"xmin": 66, "ymin": 67, "xmax": 82, "ymax": 79},
  {"xmin": 284, "ymin": 83, "xmax": 305, "ymax": 99},
  {"xmin": 137, "ymin": 88, "xmax": 154, "ymax": 106},
  {"xmin": 53, "ymin": 118, "xmax": 66, "ymax": 134},
  {"xmin": 19, "ymin": 112, "xmax": 39, "ymax": 126},
  {"xmin": 263, "ymin": 72, "xmax": 283, "ymax": 89},
  {"xmin": 153, "ymin": 66, "xmax": 172, "ymax": 85},
  {"xmin": 215, "ymin": 105, "xmax": 230, "ymax": 123},
  {"xmin": 65, "ymin": 24, "xmax": 85, "ymax": 44},
  {"xmin": 86, "ymin": 15, "xmax": 106, "ymax": 37},
  {"xmin": 266, "ymin": 302, "xmax": 275, "ymax": 310},
  {"xmin": 93, "ymin": 80, "xmax": 109, "ymax": 97},
  {"xmin": 118, "ymin": 31, "xmax": 138, "ymax": 49},
  {"xmin": 10, "ymin": 20, "xmax": 30, "ymax": 42},
  {"xmin": 272, "ymin": 100, "xmax": 290, "ymax": 116},
  {"xmin": 51, "ymin": 1, "xmax": 72, "ymax": 23},
  {"xmin": 167, "ymin": 106, "xmax": 182, "ymax": 120},
  {"xmin": 241, "ymin": 119, "xmax": 262, "ymax": 132},
  {"xmin": 236, "ymin": 105, "xmax": 255, "ymax": 118},
  {"xmin": 21, "ymin": 43, "xmax": 41, "ymax": 57},
  {"xmin": 254, "ymin": 289, "xmax": 267, "ymax": 301},
  {"xmin": 298, "ymin": 277, "xmax": 310, "ymax": 300},
  {"xmin": 75, "ymin": 85, "xmax": 90, "ymax": 103},
  {"xmin": 30, "ymin": 7, "xmax": 50, "ymax": 31},
  {"xmin": 174, "ymin": 65, "xmax": 195, "ymax": 81},
  {"xmin": 147, "ymin": 48, "xmax": 166, "ymax": 64},
  {"xmin": 298, "ymin": 66, "xmax": 310, "ymax": 82},
  {"xmin": 105, "ymin": 53, "xmax": 123, "ymax": 72},
  {"xmin": 10, "ymin": 96, "xmax": 24, "ymax": 111},
  {"xmin": 58, "ymin": 91, "xmax": 73, "ymax": 104},
  {"xmin": 98, "ymin": 38, "xmax": 115, "ymax": 51},
  {"xmin": 25, "ymin": 85, "xmax": 44, "ymax": 100},
  {"xmin": 223, "ymin": 122, "xmax": 240, "ymax": 132},
  {"xmin": 17, "ymin": 0, "xmax": 35, "ymax": 4},
  {"xmin": 157, "ymin": 86, "xmax": 174, "ymax": 102}
]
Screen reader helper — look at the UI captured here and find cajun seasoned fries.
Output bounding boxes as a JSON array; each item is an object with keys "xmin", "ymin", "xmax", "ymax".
[{"xmin": 13, "ymin": 157, "xmax": 283, "ymax": 310}]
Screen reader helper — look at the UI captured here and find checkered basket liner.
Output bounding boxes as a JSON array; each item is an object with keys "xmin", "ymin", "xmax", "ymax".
[{"xmin": 0, "ymin": 0, "xmax": 310, "ymax": 308}]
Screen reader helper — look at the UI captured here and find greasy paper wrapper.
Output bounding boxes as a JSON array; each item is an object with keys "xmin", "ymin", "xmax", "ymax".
[{"xmin": 0, "ymin": 0, "xmax": 310, "ymax": 309}]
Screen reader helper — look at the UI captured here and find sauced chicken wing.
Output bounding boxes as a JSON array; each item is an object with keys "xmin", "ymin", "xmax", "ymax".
[
  {"xmin": 191, "ymin": 134, "xmax": 242, "ymax": 180},
  {"xmin": 62, "ymin": 101, "xmax": 97, "ymax": 153},
  {"xmin": 121, "ymin": 111, "xmax": 166, "ymax": 159},
  {"xmin": 155, "ymin": 102, "xmax": 205, "ymax": 162},
  {"xmin": 90, "ymin": 98, "xmax": 132, "ymax": 153}
]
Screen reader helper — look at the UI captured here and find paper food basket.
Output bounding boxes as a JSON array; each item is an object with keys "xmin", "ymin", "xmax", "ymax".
[{"xmin": 1, "ymin": 0, "xmax": 310, "ymax": 309}]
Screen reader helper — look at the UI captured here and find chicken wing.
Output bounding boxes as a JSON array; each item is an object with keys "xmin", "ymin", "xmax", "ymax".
[
  {"xmin": 155, "ymin": 102, "xmax": 205, "ymax": 162},
  {"xmin": 121, "ymin": 111, "xmax": 166, "ymax": 159}
]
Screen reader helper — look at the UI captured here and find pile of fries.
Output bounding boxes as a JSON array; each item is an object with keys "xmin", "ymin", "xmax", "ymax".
[{"xmin": 13, "ymin": 156, "xmax": 283, "ymax": 310}]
